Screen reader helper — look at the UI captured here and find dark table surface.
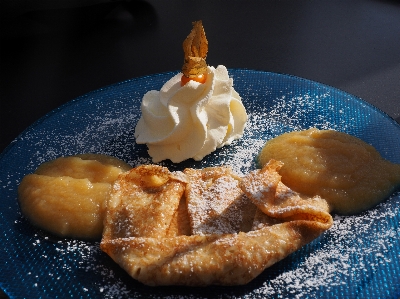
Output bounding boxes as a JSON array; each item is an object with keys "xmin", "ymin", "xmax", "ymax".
[{"xmin": 1, "ymin": 0, "xmax": 400, "ymax": 154}]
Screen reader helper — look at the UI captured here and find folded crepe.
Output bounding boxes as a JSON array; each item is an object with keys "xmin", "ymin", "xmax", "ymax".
[{"xmin": 100, "ymin": 161, "xmax": 333, "ymax": 286}]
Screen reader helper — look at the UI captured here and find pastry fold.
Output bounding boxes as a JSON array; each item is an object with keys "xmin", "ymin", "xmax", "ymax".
[{"xmin": 100, "ymin": 161, "xmax": 333, "ymax": 286}]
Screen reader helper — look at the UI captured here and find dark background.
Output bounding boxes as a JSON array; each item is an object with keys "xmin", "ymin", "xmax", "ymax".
[{"xmin": 1, "ymin": 0, "xmax": 400, "ymax": 154}]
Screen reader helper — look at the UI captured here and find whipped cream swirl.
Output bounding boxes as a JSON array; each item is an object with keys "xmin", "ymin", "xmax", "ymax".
[{"xmin": 134, "ymin": 65, "xmax": 247, "ymax": 163}]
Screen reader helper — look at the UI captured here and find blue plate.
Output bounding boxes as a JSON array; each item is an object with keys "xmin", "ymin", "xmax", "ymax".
[{"xmin": 1, "ymin": 70, "xmax": 399, "ymax": 299}]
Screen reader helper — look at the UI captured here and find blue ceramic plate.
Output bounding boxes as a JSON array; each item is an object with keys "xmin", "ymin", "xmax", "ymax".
[{"xmin": 1, "ymin": 70, "xmax": 399, "ymax": 299}]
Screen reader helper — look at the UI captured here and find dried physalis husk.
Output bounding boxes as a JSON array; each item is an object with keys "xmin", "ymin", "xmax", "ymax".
[{"xmin": 182, "ymin": 20, "xmax": 208, "ymax": 78}]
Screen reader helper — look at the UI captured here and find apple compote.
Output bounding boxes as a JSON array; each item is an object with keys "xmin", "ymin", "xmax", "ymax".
[
  {"xmin": 258, "ymin": 128, "xmax": 400, "ymax": 215},
  {"xmin": 18, "ymin": 154, "xmax": 131, "ymax": 239}
]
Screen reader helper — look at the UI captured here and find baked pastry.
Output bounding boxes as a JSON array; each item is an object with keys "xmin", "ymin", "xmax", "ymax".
[
  {"xmin": 101, "ymin": 164, "xmax": 187, "ymax": 240},
  {"xmin": 184, "ymin": 166, "xmax": 256, "ymax": 235},
  {"xmin": 240, "ymin": 160, "xmax": 332, "ymax": 228},
  {"xmin": 100, "ymin": 162, "xmax": 332, "ymax": 286}
]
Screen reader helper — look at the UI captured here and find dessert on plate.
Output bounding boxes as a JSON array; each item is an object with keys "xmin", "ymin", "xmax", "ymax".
[
  {"xmin": 16, "ymin": 20, "xmax": 399, "ymax": 289},
  {"xmin": 100, "ymin": 23, "xmax": 334, "ymax": 286}
]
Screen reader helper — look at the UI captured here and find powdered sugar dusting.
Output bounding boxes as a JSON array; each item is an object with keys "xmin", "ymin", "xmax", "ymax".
[
  {"xmin": 2, "ymin": 70, "xmax": 400, "ymax": 298},
  {"xmin": 244, "ymin": 193, "xmax": 400, "ymax": 298},
  {"xmin": 24, "ymin": 189, "xmax": 399, "ymax": 299},
  {"xmin": 185, "ymin": 169, "xmax": 251, "ymax": 235}
]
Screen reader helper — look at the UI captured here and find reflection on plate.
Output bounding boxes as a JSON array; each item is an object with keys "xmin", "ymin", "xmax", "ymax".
[{"xmin": 1, "ymin": 70, "xmax": 399, "ymax": 299}]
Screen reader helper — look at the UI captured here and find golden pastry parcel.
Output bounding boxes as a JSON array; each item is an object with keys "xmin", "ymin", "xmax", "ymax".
[{"xmin": 100, "ymin": 162, "xmax": 333, "ymax": 286}]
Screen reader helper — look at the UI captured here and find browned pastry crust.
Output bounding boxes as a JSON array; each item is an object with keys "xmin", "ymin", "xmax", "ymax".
[
  {"xmin": 102, "ymin": 165, "xmax": 187, "ymax": 239},
  {"xmin": 240, "ymin": 160, "xmax": 332, "ymax": 226},
  {"xmin": 100, "ymin": 162, "xmax": 333, "ymax": 286},
  {"xmin": 101, "ymin": 221, "xmax": 330, "ymax": 286},
  {"xmin": 184, "ymin": 166, "xmax": 257, "ymax": 235}
]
